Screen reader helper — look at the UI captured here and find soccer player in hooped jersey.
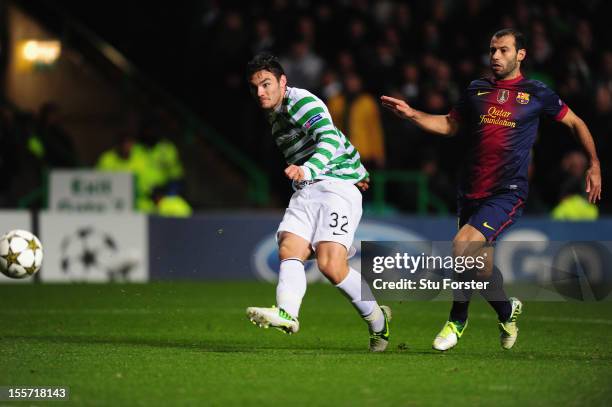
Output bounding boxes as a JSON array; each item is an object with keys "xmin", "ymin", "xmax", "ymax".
[
  {"xmin": 382, "ymin": 29, "xmax": 602, "ymax": 351},
  {"xmin": 245, "ymin": 53, "xmax": 392, "ymax": 352}
]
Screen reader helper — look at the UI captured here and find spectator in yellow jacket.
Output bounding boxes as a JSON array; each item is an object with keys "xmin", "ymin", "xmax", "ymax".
[
  {"xmin": 552, "ymin": 178, "xmax": 598, "ymax": 220},
  {"xmin": 327, "ymin": 72, "xmax": 386, "ymax": 169},
  {"xmin": 96, "ymin": 134, "xmax": 164, "ymax": 213}
]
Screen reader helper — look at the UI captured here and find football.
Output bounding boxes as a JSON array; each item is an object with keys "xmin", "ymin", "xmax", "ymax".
[{"xmin": 0, "ymin": 229, "xmax": 44, "ymax": 279}]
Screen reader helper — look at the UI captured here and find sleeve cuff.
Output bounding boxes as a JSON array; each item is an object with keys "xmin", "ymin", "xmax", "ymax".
[
  {"xmin": 555, "ymin": 104, "xmax": 569, "ymax": 121},
  {"xmin": 300, "ymin": 165, "xmax": 313, "ymax": 181}
]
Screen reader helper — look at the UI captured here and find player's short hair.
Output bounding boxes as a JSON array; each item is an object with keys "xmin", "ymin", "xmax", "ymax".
[
  {"xmin": 246, "ymin": 53, "xmax": 285, "ymax": 81},
  {"xmin": 493, "ymin": 28, "xmax": 526, "ymax": 52}
]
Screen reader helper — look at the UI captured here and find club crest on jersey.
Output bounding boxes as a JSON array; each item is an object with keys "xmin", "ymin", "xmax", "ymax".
[
  {"xmin": 516, "ymin": 92, "xmax": 530, "ymax": 104},
  {"xmin": 496, "ymin": 89, "xmax": 510, "ymax": 104}
]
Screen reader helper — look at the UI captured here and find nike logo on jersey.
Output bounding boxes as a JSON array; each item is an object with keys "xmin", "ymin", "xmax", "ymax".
[
  {"xmin": 332, "ymin": 231, "xmax": 347, "ymax": 236},
  {"xmin": 482, "ymin": 222, "xmax": 496, "ymax": 231},
  {"xmin": 477, "ymin": 91, "xmax": 491, "ymax": 96}
]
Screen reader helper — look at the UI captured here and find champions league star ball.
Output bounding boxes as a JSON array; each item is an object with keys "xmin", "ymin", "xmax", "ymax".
[{"xmin": 0, "ymin": 229, "xmax": 43, "ymax": 279}]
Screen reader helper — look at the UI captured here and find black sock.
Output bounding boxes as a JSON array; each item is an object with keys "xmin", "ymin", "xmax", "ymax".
[
  {"xmin": 449, "ymin": 301, "xmax": 470, "ymax": 324},
  {"xmin": 449, "ymin": 269, "xmax": 475, "ymax": 323},
  {"xmin": 479, "ymin": 266, "xmax": 512, "ymax": 321}
]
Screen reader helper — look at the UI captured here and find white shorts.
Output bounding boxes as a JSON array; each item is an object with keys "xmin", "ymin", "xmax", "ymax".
[{"xmin": 277, "ymin": 179, "xmax": 362, "ymax": 254}]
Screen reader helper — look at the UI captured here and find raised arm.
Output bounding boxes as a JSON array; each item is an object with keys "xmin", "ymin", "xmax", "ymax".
[
  {"xmin": 559, "ymin": 108, "xmax": 602, "ymax": 203},
  {"xmin": 380, "ymin": 95, "xmax": 459, "ymax": 136}
]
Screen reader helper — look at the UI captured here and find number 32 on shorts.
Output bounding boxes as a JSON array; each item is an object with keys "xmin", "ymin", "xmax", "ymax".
[{"xmin": 329, "ymin": 212, "xmax": 349, "ymax": 235}]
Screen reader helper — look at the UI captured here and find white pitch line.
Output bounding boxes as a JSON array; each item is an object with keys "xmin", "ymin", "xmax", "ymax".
[
  {"xmin": 467, "ymin": 312, "xmax": 612, "ymax": 326},
  {"xmin": 0, "ymin": 309, "xmax": 611, "ymax": 325},
  {"xmin": 0, "ymin": 308, "xmax": 212, "ymax": 315}
]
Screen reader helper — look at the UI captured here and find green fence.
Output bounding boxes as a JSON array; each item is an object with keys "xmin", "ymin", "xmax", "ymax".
[{"xmin": 370, "ymin": 170, "xmax": 449, "ymax": 215}]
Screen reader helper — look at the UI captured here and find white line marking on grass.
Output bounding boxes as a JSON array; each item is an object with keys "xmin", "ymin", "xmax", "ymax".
[
  {"xmin": 0, "ymin": 308, "xmax": 213, "ymax": 315},
  {"xmin": 1, "ymin": 309, "xmax": 612, "ymax": 325},
  {"xmin": 468, "ymin": 313, "xmax": 612, "ymax": 326}
]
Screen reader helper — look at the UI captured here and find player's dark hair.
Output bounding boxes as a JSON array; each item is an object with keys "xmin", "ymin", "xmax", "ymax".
[
  {"xmin": 246, "ymin": 53, "xmax": 285, "ymax": 81},
  {"xmin": 493, "ymin": 28, "xmax": 526, "ymax": 51}
]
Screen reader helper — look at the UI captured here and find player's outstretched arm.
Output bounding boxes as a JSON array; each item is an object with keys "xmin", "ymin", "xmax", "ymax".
[
  {"xmin": 560, "ymin": 108, "xmax": 602, "ymax": 203},
  {"xmin": 380, "ymin": 95, "xmax": 459, "ymax": 137}
]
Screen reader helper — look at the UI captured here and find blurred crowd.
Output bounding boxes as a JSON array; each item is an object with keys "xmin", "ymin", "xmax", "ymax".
[
  {"xmin": 188, "ymin": 0, "xmax": 611, "ymax": 215},
  {"xmin": 2, "ymin": 0, "xmax": 611, "ymax": 217},
  {"xmin": 0, "ymin": 102, "xmax": 79, "ymax": 207}
]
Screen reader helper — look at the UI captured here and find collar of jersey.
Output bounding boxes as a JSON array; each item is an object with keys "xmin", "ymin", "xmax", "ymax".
[
  {"xmin": 273, "ymin": 87, "xmax": 292, "ymax": 113},
  {"xmin": 491, "ymin": 73, "xmax": 524, "ymax": 85}
]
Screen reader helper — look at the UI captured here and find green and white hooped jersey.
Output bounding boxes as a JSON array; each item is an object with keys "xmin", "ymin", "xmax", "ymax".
[{"xmin": 268, "ymin": 86, "xmax": 368, "ymax": 183}]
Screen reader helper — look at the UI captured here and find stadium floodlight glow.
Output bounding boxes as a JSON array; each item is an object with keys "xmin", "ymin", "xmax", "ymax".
[{"xmin": 21, "ymin": 40, "xmax": 61, "ymax": 64}]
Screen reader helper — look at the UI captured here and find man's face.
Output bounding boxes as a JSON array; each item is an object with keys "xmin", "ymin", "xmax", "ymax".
[
  {"xmin": 489, "ymin": 35, "xmax": 525, "ymax": 79},
  {"xmin": 249, "ymin": 70, "xmax": 286, "ymax": 110}
]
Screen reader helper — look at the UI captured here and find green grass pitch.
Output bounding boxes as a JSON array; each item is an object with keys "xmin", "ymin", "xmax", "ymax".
[{"xmin": 1, "ymin": 282, "xmax": 612, "ymax": 406}]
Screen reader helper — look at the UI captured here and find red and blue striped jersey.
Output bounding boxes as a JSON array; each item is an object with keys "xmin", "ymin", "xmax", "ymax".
[{"xmin": 449, "ymin": 74, "xmax": 568, "ymax": 200}]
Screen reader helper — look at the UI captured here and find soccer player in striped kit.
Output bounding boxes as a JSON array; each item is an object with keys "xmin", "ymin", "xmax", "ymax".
[
  {"xmin": 245, "ymin": 53, "xmax": 391, "ymax": 352},
  {"xmin": 382, "ymin": 29, "xmax": 602, "ymax": 350}
]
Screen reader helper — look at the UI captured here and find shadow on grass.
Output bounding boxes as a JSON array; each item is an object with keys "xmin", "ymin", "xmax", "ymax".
[
  {"xmin": 411, "ymin": 348, "xmax": 612, "ymax": 363},
  {"xmin": 0, "ymin": 334, "xmax": 452, "ymax": 356},
  {"xmin": 4, "ymin": 335, "xmax": 611, "ymax": 362},
  {"xmin": 1, "ymin": 334, "xmax": 371, "ymax": 354}
]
